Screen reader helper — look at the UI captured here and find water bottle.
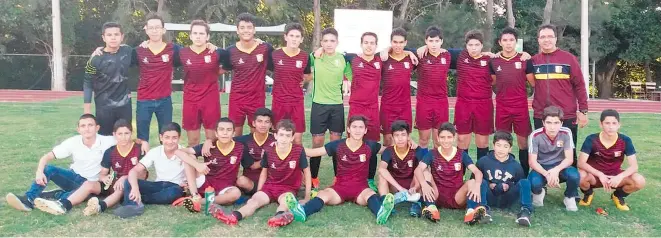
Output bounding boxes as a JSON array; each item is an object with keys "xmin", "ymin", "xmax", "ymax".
[{"xmin": 204, "ymin": 187, "xmax": 215, "ymax": 215}]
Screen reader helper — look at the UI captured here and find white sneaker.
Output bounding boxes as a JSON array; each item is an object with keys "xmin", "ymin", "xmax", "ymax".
[
  {"xmin": 563, "ymin": 197, "xmax": 578, "ymax": 211},
  {"xmin": 532, "ymin": 188, "xmax": 545, "ymax": 207},
  {"xmin": 34, "ymin": 198, "xmax": 66, "ymax": 215},
  {"xmin": 407, "ymin": 192, "xmax": 421, "ymax": 202}
]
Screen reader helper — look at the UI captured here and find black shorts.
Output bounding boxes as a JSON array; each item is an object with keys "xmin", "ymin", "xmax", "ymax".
[
  {"xmin": 96, "ymin": 103, "xmax": 133, "ymax": 136},
  {"xmin": 310, "ymin": 103, "xmax": 345, "ymax": 135}
]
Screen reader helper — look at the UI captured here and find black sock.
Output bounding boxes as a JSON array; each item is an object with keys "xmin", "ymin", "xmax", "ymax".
[
  {"xmin": 614, "ymin": 187, "xmax": 630, "ymax": 198},
  {"xmin": 232, "ymin": 211, "xmax": 243, "ymax": 221},
  {"xmin": 303, "ymin": 197, "xmax": 325, "ymax": 216},
  {"xmin": 380, "ymin": 195, "xmax": 386, "ymax": 202},
  {"xmin": 422, "ymin": 200, "xmax": 435, "ymax": 207},
  {"xmin": 99, "ymin": 200, "xmax": 108, "ymax": 212},
  {"xmin": 581, "ymin": 187, "xmax": 593, "ymax": 195},
  {"xmin": 518, "ymin": 149, "xmax": 529, "ymax": 176},
  {"xmin": 59, "ymin": 199, "xmax": 72, "ymax": 211},
  {"xmin": 275, "ymin": 211, "xmax": 284, "ymax": 216},
  {"xmin": 310, "ymin": 156, "xmax": 321, "ymax": 178},
  {"xmin": 368, "ymin": 153, "xmax": 378, "ymax": 180},
  {"xmin": 367, "ymin": 194, "xmax": 382, "ymax": 216},
  {"xmin": 331, "ymin": 155, "xmax": 338, "ymax": 176},
  {"xmin": 477, "ymin": 147, "xmax": 489, "ymax": 160}
]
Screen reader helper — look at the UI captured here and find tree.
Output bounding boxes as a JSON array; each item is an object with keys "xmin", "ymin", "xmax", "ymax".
[
  {"xmin": 313, "ymin": 0, "xmax": 321, "ymax": 49},
  {"xmin": 506, "ymin": 0, "xmax": 515, "ymax": 27}
]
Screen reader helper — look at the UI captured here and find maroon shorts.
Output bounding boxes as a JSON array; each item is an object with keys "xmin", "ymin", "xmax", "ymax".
[
  {"xmin": 380, "ymin": 105, "xmax": 413, "ymax": 135},
  {"xmin": 242, "ymin": 168, "xmax": 261, "ymax": 185},
  {"xmin": 272, "ymin": 101, "xmax": 306, "ymax": 133},
  {"xmin": 182, "ymin": 94, "xmax": 220, "ymax": 131},
  {"xmin": 454, "ymin": 99, "xmax": 493, "ymax": 135},
  {"xmin": 435, "ymin": 185, "xmax": 463, "ymax": 209},
  {"xmin": 331, "ymin": 181, "xmax": 370, "ymax": 202},
  {"xmin": 261, "ymin": 185, "xmax": 296, "ymax": 202},
  {"xmin": 348, "ymin": 103, "xmax": 380, "ymax": 141},
  {"xmin": 197, "ymin": 177, "xmax": 235, "ymax": 198},
  {"xmin": 394, "ymin": 177, "xmax": 413, "ymax": 190},
  {"xmin": 228, "ymin": 95, "xmax": 265, "ymax": 127},
  {"xmin": 415, "ymin": 98, "xmax": 449, "ymax": 130},
  {"xmin": 495, "ymin": 103, "xmax": 531, "ymax": 137}
]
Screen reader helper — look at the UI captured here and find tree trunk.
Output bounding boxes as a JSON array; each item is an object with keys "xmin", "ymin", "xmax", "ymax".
[
  {"xmin": 543, "ymin": 0, "xmax": 553, "ymax": 25},
  {"xmin": 644, "ymin": 60, "xmax": 652, "ymax": 83},
  {"xmin": 595, "ymin": 59, "xmax": 618, "ymax": 99},
  {"xmin": 506, "ymin": 0, "xmax": 515, "ymax": 28},
  {"xmin": 157, "ymin": 0, "xmax": 165, "ymax": 13},
  {"xmin": 397, "ymin": 0, "xmax": 410, "ymax": 26},
  {"xmin": 312, "ymin": 0, "xmax": 321, "ymax": 49},
  {"xmin": 485, "ymin": 0, "xmax": 494, "ymax": 51}
]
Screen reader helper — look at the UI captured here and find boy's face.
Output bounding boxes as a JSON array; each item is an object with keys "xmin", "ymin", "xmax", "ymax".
[
  {"xmin": 77, "ymin": 118, "xmax": 99, "ymax": 138},
  {"xmin": 499, "ymin": 33, "xmax": 516, "ymax": 52},
  {"xmin": 493, "ymin": 140, "xmax": 512, "ymax": 159},
  {"xmin": 425, "ymin": 36, "xmax": 443, "ymax": 53},
  {"xmin": 543, "ymin": 116, "xmax": 562, "ymax": 137},
  {"xmin": 321, "ymin": 34, "xmax": 338, "ymax": 53},
  {"xmin": 160, "ymin": 131, "xmax": 180, "ymax": 151},
  {"xmin": 113, "ymin": 127, "xmax": 132, "ymax": 146},
  {"xmin": 237, "ymin": 21, "xmax": 256, "ymax": 41},
  {"xmin": 347, "ymin": 120, "xmax": 367, "ymax": 140},
  {"xmin": 361, "ymin": 35, "xmax": 377, "ymax": 56},
  {"xmin": 390, "ymin": 35, "xmax": 407, "ymax": 54},
  {"xmin": 102, "ymin": 27, "xmax": 123, "ymax": 49},
  {"xmin": 466, "ymin": 39, "xmax": 483, "ymax": 57},
  {"xmin": 190, "ymin": 25, "xmax": 209, "ymax": 47},
  {"xmin": 252, "ymin": 116, "xmax": 272, "ymax": 134},
  {"xmin": 215, "ymin": 122, "xmax": 234, "ymax": 143},
  {"xmin": 274, "ymin": 128, "xmax": 294, "ymax": 145},
  {"xmin": 284, "ymin": 29, "xmax": 303, "ymax": 48},
  {"xmin": 144, "ymin": 19, "xmax": 164, "ymax": 41},
  {"xmin": 392, "ymin": 130, "xmax": 409, "ymax": 148},
  {"xmin": 438, "ymin": 130, "xmax": 455, "ymax": 149},
  {"xmin": 600, "ymin": 116, "xmax": 620, "ymax": 136}
]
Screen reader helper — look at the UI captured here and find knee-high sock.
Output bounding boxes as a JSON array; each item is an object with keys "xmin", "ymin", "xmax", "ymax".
[
  {"xmin": 519, "ymin": 149, "xmax": 530, "ymax": 177},
  {"xmin": 310, "ymin": 156, "xmax": 321, "ymax": 178}
]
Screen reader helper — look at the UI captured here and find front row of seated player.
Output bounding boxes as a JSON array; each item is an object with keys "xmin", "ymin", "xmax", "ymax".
[{"xmin": 4, "ymin": 107, "xmax": 645, "ymax": 227}]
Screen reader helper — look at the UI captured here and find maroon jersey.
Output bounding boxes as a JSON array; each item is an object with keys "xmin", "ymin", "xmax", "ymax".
[
  {"xmin": 325, "ymin": 139, "xmax": 382, "ymax": 184},
  {"xmin": 456, "ymin": 50, "xmax": 492, "ymax": 100},
  {"xmin": 580, "ymin": 133, "xmax": 636, "ymax": 175},
  {"xmin": 222, "ymin": 43, "xmax": 273, "ymax": 102},
  {"xmin": 193, "ymin": 141, "xmax": 254, "ymax": 183},
  {"xmin": 271, "ymin": 49, "xmax": 311, "ymax": 103},
  {"xmin": 101, "ymin": 143, "xmax": 143, "ymax": 177},
  {"xmin": 348, "ymin": 54, "xmax": 382, "ymax": 106},
  {"xmin": 381, "ymin": 146, "xmax": 426, "ymax": 180},
  {"xmin": 490, "ymin": 53, "xmax": 534, "ymax": 107},
  {"xmin": 135, "ymin": 43, "xmax": 178, "ymax": 100},
  {"xmin": 422, "ymin": 147, "xmax": 474, "ymax": 190},
  {"xmin": 178, "ymin": 48, "xmax": 221, "ymax": 102},
  {"xmin": 416, "ymin": 52, "xmax": 452, "ymax": 101},
  {"xmin": 235, "ymin": 133, "xmax": 276, "ymax": 181},
  {"xmin": 260, "ymin": 144, "xmax": 308, "ymax": 189},
  {"xmin": 381, "ymin": 55, "xmax": 415, "ymax": 106}
]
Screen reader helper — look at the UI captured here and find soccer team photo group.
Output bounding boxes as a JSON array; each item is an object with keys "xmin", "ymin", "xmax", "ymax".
[{"xmin": 1, "ymin": 1, "xmax": 659, "ymax": 236}]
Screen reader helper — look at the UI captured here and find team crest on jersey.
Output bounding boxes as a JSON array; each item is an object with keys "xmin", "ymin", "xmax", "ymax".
[
  {"xmin": 289, "ymin": 161, "xmax": 297, "ymax": 169},
  {"xmin": 480, "ymin": 60, "xmax": 487, "ymax": 66},
  {"xmin": 556, "ymin": 140, "xmax": 564, "ymax": 148},
  {"xmin": 115, "ymin": 162, "xmax": 121, "ymax": 168},
  {"xmin": 186, "ymin": 59, "xmax": 192, "ymax": 65},
  {"xmin": 204, "ymin": 55, "xmax": 212, "ymax": 63},
  {"xmin": 614, "ymin": 151, "xmax": 622, "ymax": 157},
  {"xmin": 230, "ymin": 156, "xmax": 238, "ymax": 164},
  {"xmin": 374, "ymin": 62, "xmax": 380, "ymax": 69},
  {"xmin": 296, "ymin": 60, "xmax": 303, "ymax": 68},
  {"xmin": 515, "ymin": 61, "xmax": 522, "ymax": 69},
  {"xmin": 278, "ymin": 59, "xmax": 284, "ymax": 65},
  {"xmin": 238, "ymin": 58, "xmax": 245, "ymax": 64},
  {"xmin": 359, "ymin": 154, "xmax": 367, "ymax": 162},
  {"xmin": 256, "ymin": 54, "xmax": 264, "ymax": 62},
  {"xmin": 404, "ymin": 62, "xmax": 410, "ymax": 69},
  {"xmin": 496, "ymin": 66, "xmax": 502, "ymax": 72},
  {"xmin": 388, "ymin": 64, "xmax": 394, "ymax": 70},
  {"xmin": 441, "ymin": 58, "xmax": 447, "ymax": 64},
  {"xmin": 143, "ymin": 57, "xmax": 149, "ymax": 64},
  {"xmin": 161, "ymin": 54, "xmax": 169, "ymax": 62},
  {"xmin": 555, "ymin": 66, "xmax": 563, "ymax": 73},
  {"xmin": 358, "ymin": 62, "xmax": 364, "ymax": 68},
  {"xmin": 407, "ymin": 160, "xmax": 413, "ymax": 167},
  {"xmin": 131, "ymin": 157, "xmax": 138, "ymax": 165},
  {"xmin": 342, "ymin": 155, "xmax": 348, "ymax": 161},
  {"xmin": 454, "ymin": 163, "xmax": 462, "ymax": 171}
]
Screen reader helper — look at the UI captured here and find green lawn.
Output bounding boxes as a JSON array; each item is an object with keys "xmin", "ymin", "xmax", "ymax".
[{"xmin": 1, "ymin": 92, "xmax": 660, "ymax": 236}]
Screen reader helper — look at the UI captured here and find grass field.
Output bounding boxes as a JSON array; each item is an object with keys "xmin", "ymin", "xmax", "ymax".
[{"xmin": 0, "ymin": 92, "xmax": 660, "ymax": 236}]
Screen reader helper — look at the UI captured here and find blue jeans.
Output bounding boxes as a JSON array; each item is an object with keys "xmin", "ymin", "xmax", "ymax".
[
  {"xmin": 136, "ymin": 96, "xmax": 173, "ymax": 142},
  {"xmin": 528, "ymin": 163, "xmax": 580, "ymax": 198},
  {"xmin": 122, "ymin": 179, "xmax": 184, "ymax": 206},
  {"xmin": 484, "ymin": 179, "xmax": 533, "ymax": 212},
  {"xmin": 25, "ymin": 165, "xmax": 86, "ymax": 202}
]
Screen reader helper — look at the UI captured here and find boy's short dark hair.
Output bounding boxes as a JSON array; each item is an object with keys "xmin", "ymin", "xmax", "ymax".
[
  {"xmin": 190, "ymin": 19, "xmax": 210, "ymax": 34},
  {"xmin": 216, "ymin": 117, "xmax": 235, "ymax": 129},
  {"xmin": 538, "ymin": 24, "xmax": 558, "ymax": 37},
  {"xmin": 348, "ymin": 115, "xmax": 368, "ymax": 127},
  {"xmin": 391, "ymin": 27, "xmax": 407, "ymax": 40},
  {"xmin": 321, "ymin": 28, "xmax": 338, "ymax": 38},
  {"xmin": 254, "ymin": 107, "xmax": 273, "ymax": 121},
  {"xmin": 275, "ymin": 119, "xmax": 296, "ymax": 135},
  {"xmin": 102, "ymin": 22, "xmax": 122, "ymax": 35},
  {"xmin": 438, "ymin": 122, "xmax": 456, "ymax": 135},
  {"xmin": 425, "ymin": 26, "xmax": 443, "ymax": 40},
  {"xmin": 492, "ymin": 131, "xmax": 513, "ymax": 146},
  {"xmin": 390, "ymin": 120, "xmax": 410, "ymax": 134},
  {"xmin": 285, "ymin": 23, "xmax": 304, "ymax": 35},
  {"xmin": 499, "ymin": 27, "xmax": 518, "ymax": 40},
  {"xmin": 113, "ymin": 119, "xmax": 133, "ymax": 132},
  {"xmin": 160, "ymin": 122, "xmax": 181, "ymax": 135},
  {"xmin": 145, "ymin": 13, "xmax": 164, "ymax": 27},
  {"xmin": 361, "ymin": 32, "xmax": 378, "ymax": 44},
  {"xmin": 464, "ymin": 30, "xmax": 484, "ymax": 44},
  {"xmin": 237, "ymin": 12, "xmax": 256, "ymax": 27},
  {"xmin": 542, "ymin": 105, "xmax": 564, "ymax": 121},
  {"xmin": 79, "ymin": 114, "xmax": 98, "ymax": 125},
  {"xmin": 600, "ymin": 109, "xmax": 620, "ymax": 122}
]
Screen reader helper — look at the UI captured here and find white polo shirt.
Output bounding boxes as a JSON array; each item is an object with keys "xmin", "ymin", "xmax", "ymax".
[
  {"xmin": 140, "ymin": 145, "xmax": 185, "ymax": 185},
  {"xmin": 51, "ymin": 134, "xmax": 116, "ymax": 181}
]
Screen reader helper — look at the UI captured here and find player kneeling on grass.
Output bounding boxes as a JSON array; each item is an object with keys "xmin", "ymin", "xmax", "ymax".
[
  {"xmin": 377, "ymin": 120, "xmax": 424, "ymax": 217},
  {"xmin": 285, "ymin": 115, "xmax": 396, "ymax": 225},
  {"xmin": 83, "ymin": 119, "xmax": 149, "ymax": 216},
  {"xmin": 112, "ymin": 122, "xmax": 187, "ymax": 219},
  {"xmin": 577, "ymin": 109, "xmax": 645, "ymax": 211},
  {"xmin": 528, "ymin": 106, "xmax": 580, "ymax": 211},
  {"xmin": 476, "ymin": 131, "xmax": 533, "ymax": 227},
  {"xmin": 414, "ymin": 122, "xmax": 488, "ymax": 225},
  {"xmin": 210, "ymin": 120, "xmax": 312, "ymax": 227},
  {"xmin": 174, "ymin": 118, "xmax": 256, "ymax": 212}
]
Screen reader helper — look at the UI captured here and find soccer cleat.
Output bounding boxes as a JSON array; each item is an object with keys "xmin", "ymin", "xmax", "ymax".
[
  {"xmin": 481, "ymin": 210, "xmax": 493, "ymax": 224},
  {"xmin": 267, "ymin": 212, "xmax": 295, "ymax": 227},
  {"xmin": 6, "ymin": 193, "xmax": 33, "ymax": 212},
  {"xmin": 579, "ymin": 191, "xmax": 594, "ymax": 206},
  {"xmin": 409, "ymin": 202, "xmax": 422, "ymax": 217},
  {"xmin": 393, "ymin": 191, "xmax": 408, "ymax": 204},
  {"xmin": 284, "ymin": 192, "xmax": 306, "ymax": 222},
  {"xmin": 376, "ymin": 193, "xmax": 395, "ymax": 225},
  {"xmin": 311, "ymin": 178, "xmax": 320, "ymax": 189},
  {"xmin": 463, "ymin": 206, "xmax": 487, "ymax": 225},
  {"xmin": 40, "ymin": 189, "xmax": 65, "ymax": 200},
  {"xmin": 113, "ymin": 204, "xmax": 145, "ymax": 219},
  {"xmin": 83, "ymin": 197, "xmax": 101, "ymax": 216},
  {"xmin": 368, "ymin": 179, "xmax": 378, "ymax": 192},
  {"xmin": 532, "ymin": 188, "xmax": 545, "ymax": 207},
  {"xmin": 182, "ymin": 197, "xmax": 202, "ymax": 213},
  {"xmin": 516, "ymin": 208, "xmax": 532, "ymax": 227},
  {"xmin": 611, "ymin": 194, "xmax": 630, "ymax": 211},
  {"xmin": 309, "ymin": 189, "xmax": 319, "ymax": 198},
  {"xmin": 563, "ymin": 197, "xmax": 578, "ymax": 212},
  {"xmin": 209, "ymin": 205, "xmax": 238, "ymax": 226},
  {"xmin": 171, "ymin": 197, "xmax": 187, "ymax": 207},
  {"xmin": 422, "ymin": 205, "xmax": 440, "ymax": 222},
  {"xmin": 34, "ymin": 198, "xmax": 66, "ymax": 215}
]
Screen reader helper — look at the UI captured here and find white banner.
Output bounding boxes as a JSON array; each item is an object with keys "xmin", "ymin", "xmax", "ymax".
[{"xmin": 334, "ymin": 9, "xmax": 393, "ymax": 54}]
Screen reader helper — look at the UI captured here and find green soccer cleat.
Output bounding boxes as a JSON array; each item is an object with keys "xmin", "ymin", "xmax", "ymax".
[
  {"xmin": 376, "ymin": 193, "xmax": 395, "ymax": 225},
  {"xmin": 284, "ymin": 192, "xmax": 306, "ymax": 222}
]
